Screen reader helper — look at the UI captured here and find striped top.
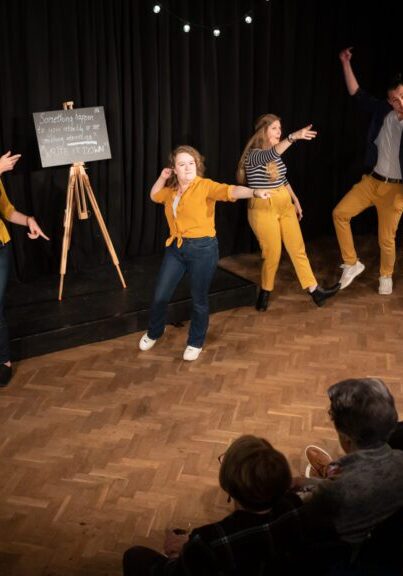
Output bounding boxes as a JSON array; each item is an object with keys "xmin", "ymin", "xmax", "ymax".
[{"xmin": 245, "ymin": 147, "xmax": 288, "ymax": 189}]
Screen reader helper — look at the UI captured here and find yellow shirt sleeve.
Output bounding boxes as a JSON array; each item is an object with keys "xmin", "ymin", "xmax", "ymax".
[
  {"xmin": 0, "ymin": 179, "xmax": 15, "ymax": 219},
  {"xmin": 204, "ymin": 179, "xmax": 236, "ymax": 202},
  {"xmin": 0, "ymin": 179, "xmax": 15, "ymax": 244},
  {"xmin": 152, "ymin": 187, "xmax": 172, "ymax": 204}
]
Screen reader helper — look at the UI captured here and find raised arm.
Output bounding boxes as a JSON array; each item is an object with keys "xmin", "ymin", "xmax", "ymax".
[
  {"xmin": 0, "ymin": 151, "xmax": 21, "ymax": 176},
  {"xmin": 150, "ymin": 168, "xmax": 172, "ymax": 201},
  {"xmin": 339, "ymin": 47, "xmax": 359, "ymax": 96},
  {"xmin": 274, "ymin": 124, "xmax": 317, "ymax": 156}
]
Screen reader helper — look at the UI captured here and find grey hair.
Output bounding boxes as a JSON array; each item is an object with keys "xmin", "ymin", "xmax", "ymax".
[{"xmin": 327, "ymin": 378, "xmax": 398, "ymax": 448}]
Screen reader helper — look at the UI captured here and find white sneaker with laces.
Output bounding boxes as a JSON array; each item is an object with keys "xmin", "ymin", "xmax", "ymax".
[
  {"xmin": 339, "ymin": 260, "xmax": 365, "ymax": 289},
  {"xmin": 139, "ymin": 333, "xmax": 157, "ymax": 351},
  {"xmin": 379, "ymin": 276, "xmax": 393, "ymax": 295},
  {"xmin": 183, "ymin": 346, "xmax": 202, "ymax": 361}
]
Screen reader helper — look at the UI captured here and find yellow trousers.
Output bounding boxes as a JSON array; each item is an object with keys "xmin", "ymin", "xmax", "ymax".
[
  {"xmin": 248, "ymin": 186, "xmax": 317, "ymax": 291},
  {"xmin": 333, "ymin": 175, "xmax": 403, "ymax": 276}
]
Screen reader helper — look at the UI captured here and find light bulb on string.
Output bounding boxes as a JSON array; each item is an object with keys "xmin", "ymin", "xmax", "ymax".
[{"xmin": 150, "ymin": 4, "xmax": 260, "ymax": 34}]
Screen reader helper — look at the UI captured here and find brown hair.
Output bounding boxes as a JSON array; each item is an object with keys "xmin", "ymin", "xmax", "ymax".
[
  {"xmin": 166, "ymin": 145, "xmax": 206, "ymax": 188},
  {"xmin": 219, "ymin": 435, "xmax": 291, "ymax": 511},
  {"xmin": 236, "ymin": 114, "xmax": 281, "ymax": 184}
]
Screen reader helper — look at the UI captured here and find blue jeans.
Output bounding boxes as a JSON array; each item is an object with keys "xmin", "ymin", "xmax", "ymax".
[
  {"xmin": 148, "ymin": 237, "xmax": 219, "ymax": 348},
  {"xmin": 0, "ymin": 243, "xmax": 11, "ymax": 363}
]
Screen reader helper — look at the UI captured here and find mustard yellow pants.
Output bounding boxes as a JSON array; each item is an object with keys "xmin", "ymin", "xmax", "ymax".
[
  {"xmin": 333, "ymin": 175, "xmax": 403, "ymax": 277},
  {"xmin": 248, "ymin": 186, "xmax": 317, "ymax": 291}
]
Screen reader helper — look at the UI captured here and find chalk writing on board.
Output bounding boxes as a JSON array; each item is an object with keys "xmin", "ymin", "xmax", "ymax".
[{"xmin": 33, "ymin": 106, "xmax": 112, "ymax": 168}]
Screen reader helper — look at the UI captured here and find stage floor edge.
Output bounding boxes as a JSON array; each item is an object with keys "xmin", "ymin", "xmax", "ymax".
[{"xmin": 6, "ymin": 255, "xmax": 256, "ymax": 361}]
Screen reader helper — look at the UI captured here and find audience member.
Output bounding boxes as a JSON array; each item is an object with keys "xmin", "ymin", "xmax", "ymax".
[{"xmin": 122, "ymin": 435, "xmax": 302, "ymax": 576}]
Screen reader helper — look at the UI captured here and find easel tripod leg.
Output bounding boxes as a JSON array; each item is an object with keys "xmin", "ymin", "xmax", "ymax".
[
  {"xmin": 58, "ymin": 168, "xmax": 76, "ymax": 300},
  {"xmin": 82, "ymin": 172, "xmax": 127, "ymax": 289}
]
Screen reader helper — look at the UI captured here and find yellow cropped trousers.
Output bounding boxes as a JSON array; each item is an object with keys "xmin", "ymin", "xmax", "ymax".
[
  {"xmin": 248, "ymin": 186, "xmax": 316, "ymax": 291},
  {"xmin": 333, "ymin": 175, "xmax": 403, "ymax": 277}
]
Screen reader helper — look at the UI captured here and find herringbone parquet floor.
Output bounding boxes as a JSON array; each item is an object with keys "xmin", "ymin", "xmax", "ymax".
[{"xmin": 1, "ymin": 237, "xmax": 402, "ymax": 576}]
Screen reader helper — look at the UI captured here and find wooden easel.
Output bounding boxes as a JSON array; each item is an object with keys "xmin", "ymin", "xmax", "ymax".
[{"xmin": 58, "ymin": 101, "xmax": 126, "ymax": 300}]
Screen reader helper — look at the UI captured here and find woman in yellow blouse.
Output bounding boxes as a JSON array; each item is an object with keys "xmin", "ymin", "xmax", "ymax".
[
  {"xmin": 138, "ymin": 145, "xmax": 268, "ymax": 361},
  {"xmin": 0, "ymin": 151, "xmax": 49, "ymax": 387}
]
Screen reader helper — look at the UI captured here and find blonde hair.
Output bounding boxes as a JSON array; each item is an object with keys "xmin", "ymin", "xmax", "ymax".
[
  {"xmin": 236, "ymin": 114, "xmax": 281, "ymax": 184},
  {"xmin": 166, "ymin": 145, "xmax": 205, "ymax": 188}
]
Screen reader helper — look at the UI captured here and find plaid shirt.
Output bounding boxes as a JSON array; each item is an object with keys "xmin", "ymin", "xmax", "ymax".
[{"xmin": 160, "ymin": 494, "xmax": 336, "ymax": 576}]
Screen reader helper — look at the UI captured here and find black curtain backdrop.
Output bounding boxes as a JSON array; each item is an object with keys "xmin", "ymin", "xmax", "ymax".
[{"xmin": 0, "ymin": 0, "xmax": 402, "ymax": 280}]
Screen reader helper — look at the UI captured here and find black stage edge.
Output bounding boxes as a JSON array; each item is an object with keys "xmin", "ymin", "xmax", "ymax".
[{"xmin": 6, "ymin": 256, "xmax": 256, "ymax": 361}]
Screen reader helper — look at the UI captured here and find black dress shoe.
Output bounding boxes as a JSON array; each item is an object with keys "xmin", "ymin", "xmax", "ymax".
[
  {"xmin": 256, "ymin": 289, "xmax": 271, "ymax": 311},
  {"xmin": 310, "ymin": 283, "xmax": 341, "ymax": 307},
  {"xmin": 0, "ymin": 364, "xmax": 12, "ymax": 387}
]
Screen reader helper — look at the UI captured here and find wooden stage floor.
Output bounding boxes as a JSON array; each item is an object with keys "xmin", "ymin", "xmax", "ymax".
[{"xmin": 0, "ymin": 235, "xmax": 402, "ymax": 576}]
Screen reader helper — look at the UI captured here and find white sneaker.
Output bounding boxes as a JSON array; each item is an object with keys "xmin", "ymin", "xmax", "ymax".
[
  {"xmin": 139, "ymin": 333, "xmax": 157, "ymax": 351},
  {"xmin": 339, "ymin": 260, "xmax": 365, "ymax": 289},
  {"xmin": 379, "ymin": 276, "xmax": 393, "ymax": 295},
  {"xmin": 183, "ymin": 346, "xmax": 202, "ymax": 361}
]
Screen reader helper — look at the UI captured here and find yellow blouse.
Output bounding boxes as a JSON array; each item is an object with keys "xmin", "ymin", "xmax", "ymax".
[
  {"xmin": 153, "ymin": 176, "xmax": 235, "ymax": 247},
  {"xmin": 0, "ymin": 179, "xmax": 15, "ymax": 244}
]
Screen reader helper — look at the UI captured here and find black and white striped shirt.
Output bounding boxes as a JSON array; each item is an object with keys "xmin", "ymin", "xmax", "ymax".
[{"xmin": 245, "ymin": 147, "xmax": 288, "ymax": 189}]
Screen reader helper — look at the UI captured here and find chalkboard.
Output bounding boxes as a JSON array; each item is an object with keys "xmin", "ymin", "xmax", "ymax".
[{"xmin": 33, "ymin": 106, "xmax": 112, "ymax": 168}]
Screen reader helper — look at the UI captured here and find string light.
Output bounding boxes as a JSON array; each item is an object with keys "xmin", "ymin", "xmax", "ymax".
[{"xmin": 151, "ymin": 1, "xmax": 269, "ymax": 34}]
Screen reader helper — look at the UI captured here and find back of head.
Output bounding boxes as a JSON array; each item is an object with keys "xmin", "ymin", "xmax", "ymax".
[
  {"xmin": 219, "ymin": 435, "xmax": 291, "ymax": 512},
  {"xmin": 328, "ymin": 378, "xmax": 398, "ymax": 448}
]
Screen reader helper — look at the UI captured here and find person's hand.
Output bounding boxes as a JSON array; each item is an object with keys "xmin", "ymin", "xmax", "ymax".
[
  {"xmin": 0, "ymin": 151, "xmax": 21, "ymax": 175},
  {"xmin": 160, "ymin": 168, "xmax": 172, "ymax": 180},
  {"xmin": 163, "ymin": 529, "xmax": 189, "ymax": 559},
  {"xmin": 291, "ymin": 475, "xmax": 321, "ymax": 492},
  {"xmin": 339, "ymin": 47, "xmax": 353, "ymax": 65},
  {"xmin": 253, "ymin": 189, "xmax": 270, "ymax": 200},
  {"xmin": 26, "ymin": 216, "xmax": 50, "ymax": 241},
  {"xmin": 294, "ymin": 200, "xmax": 303, "ymax": 221},
  {"xmin": 292, "ymin": 125, "xmax": 317, "ymax": 142}
]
